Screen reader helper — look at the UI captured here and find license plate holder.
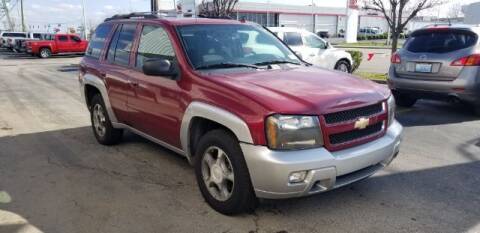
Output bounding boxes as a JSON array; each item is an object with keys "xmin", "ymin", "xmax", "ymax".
[{"xmin": 415, "ymin": 63, "xmax": 432, "ymax": 73}]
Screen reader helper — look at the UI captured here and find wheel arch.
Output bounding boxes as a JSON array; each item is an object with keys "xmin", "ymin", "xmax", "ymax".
[
  {"xmin": 180, "ymin": 102, "xmax": 254, "ymax": 164},
  {"xmin": 81, "ymin": 73, "xmax": 118, "ymax": 123}
]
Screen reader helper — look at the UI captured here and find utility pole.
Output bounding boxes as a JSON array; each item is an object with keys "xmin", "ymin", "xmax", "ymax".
[
  {"xmin": 151, "ymin": 0, "xmax": 158, "ymax": 12},
  {"xmin": 20, "ymin": 0, "xmax": 25, "ymax": 32},
  {"xmin": 81, "ymin": 0, "xmax": 88, "ymax": 39},
  {"xmin": 1, "ymin": 0, "xmax": 13, "ymax": 30}
]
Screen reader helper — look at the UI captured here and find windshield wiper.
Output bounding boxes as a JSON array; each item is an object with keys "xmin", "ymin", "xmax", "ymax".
[
  {"xmin": 254, "ymin": 60, "xmax": 302, "ymax": 66},
  {"xmin": 195, "ymin": 63, "xmax": 260, "ymax": 70}
]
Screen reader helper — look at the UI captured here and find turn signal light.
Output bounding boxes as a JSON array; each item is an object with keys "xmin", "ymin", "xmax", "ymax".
[
  {"xmin": 391, "ymin": 52, "xmax": 401, "ymax": 64},
  {"xmin": 451, "ymin": 54, "xmax": 480, "ymax": 66}
]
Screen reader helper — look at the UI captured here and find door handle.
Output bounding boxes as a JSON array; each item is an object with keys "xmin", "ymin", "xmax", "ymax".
[{"xmin": 129, "ymin": 80, "xmax": 139, "ymax": 87}]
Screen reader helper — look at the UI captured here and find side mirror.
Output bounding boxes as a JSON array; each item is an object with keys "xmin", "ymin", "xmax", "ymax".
[
  {"xmin": 142, "ymin": 58, "xmax": 178, "ymax": 78},
  {"xmin": 325, "ymin": 42, "xmax": 331, "ymax": 49}
]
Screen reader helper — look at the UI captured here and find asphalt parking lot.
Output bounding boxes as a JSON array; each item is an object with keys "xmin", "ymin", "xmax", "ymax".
[{"xmin": 0, "ymin": 49, "xmax": 479, "ymax": 233}]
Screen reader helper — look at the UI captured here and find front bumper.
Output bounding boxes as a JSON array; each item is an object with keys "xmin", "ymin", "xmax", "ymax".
[{"xmin": 241, "ymin": 120, "xmax": 403, "ymax": 199}]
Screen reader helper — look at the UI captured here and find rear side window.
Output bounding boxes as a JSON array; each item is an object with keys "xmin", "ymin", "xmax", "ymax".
[
  {"xmin": 33, "ymin": 33, "xmax": 42, "ymax": 39},
  {"xmin": 58, "ymin": 35, "xmax": 68, "ymax": 41},
  {"xmin": 136, "ymin": 25, "xmax": 175, "ymax": 69},
  {"xmin": 107, "ymin": 24, "xmax": 136, "ymax": 66},
  {"xmin": 283, "ymin": 32, "xmax": 303, "ymax": 46},
  {"xmin": 2, "ymin": 33, "xmax": 26, "ymax": 37},
  {"xmin": 86, "ymin": 23, "xmax": 114, "ymax": 60},
  {"xmin": 405, "ymin": 30, "xmax": 478, "ymax": 53}
]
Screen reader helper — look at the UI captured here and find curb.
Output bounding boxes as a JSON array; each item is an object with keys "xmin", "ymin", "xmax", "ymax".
[
  {"xmin": 335, "ymin": 46, "xmax": 391, "ymax": 49},
  {"xmin": 371, "ymin": 79, "xmax": 387, "ymax": 85}
]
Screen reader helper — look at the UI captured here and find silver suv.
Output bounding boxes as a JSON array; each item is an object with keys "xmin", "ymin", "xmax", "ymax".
[{"xmin": 388, "ymin": 25, "xmax": 480, "ymax": 114}]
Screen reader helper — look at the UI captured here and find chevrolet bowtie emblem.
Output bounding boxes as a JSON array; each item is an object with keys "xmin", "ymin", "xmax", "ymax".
[{"xmin": 354, "ymin": 117, "xmax": 370, "ymax": 130}]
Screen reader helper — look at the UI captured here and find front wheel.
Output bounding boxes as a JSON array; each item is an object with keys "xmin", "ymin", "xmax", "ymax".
[
  {"xmin": 194, "ymin": 129, "xmax": 257, "ymax": 215},
  {"xmin": 334, "ymin": 60, "xmax": 351, "ymax": 73}
]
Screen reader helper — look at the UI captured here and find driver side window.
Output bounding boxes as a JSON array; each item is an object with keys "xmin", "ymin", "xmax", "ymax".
[
  {"xmin": 136, "ymin": 25, "xmax": 175, "ymax": 69},
  {"xmin": 304, "ymin": 34, "xmax": 326, "ymax": 49}
]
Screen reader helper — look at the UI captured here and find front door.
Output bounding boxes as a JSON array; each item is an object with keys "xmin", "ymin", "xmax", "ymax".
[
  {"xmin": 56, "ymin": 35, "xmax": 71, "ymax": 52},
  {"xmin": 127, "ymin": 24, "xmax": 184, "ymax": 147}
]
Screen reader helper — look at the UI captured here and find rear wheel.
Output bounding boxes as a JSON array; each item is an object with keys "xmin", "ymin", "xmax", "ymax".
[
  {"xmin": 39, "ymin": 48, "xmax": 51, "ymax": 58},
  {"xmin": 90, "ymin": 94, "xmax": 123, "ymax": 145},
  {"xmin": 194, "ymin": 129, "xmax": 257, "ymax": 215},
  {"xmin": 393, "ymin": 92, "xmax": 417, "ymax": 107},
  {"xmin": 334, "ymin": 60, "xmax": 351, "ymax": 73}
]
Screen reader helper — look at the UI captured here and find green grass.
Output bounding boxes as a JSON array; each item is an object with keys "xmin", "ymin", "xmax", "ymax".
[
  {"xmin": 354, "ymin": 72, "xmax": 388, "ymax": 82},
  {"xmin": 337, "ymin": 41, "xmax": 403, "ymax": 48}
]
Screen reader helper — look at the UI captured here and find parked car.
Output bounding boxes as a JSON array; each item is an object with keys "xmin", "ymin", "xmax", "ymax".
[
  {"xmin": 0, "ymin": 32, "xmax": 27, "ymax": 50},
  {"xmin": 26, "ymin": 34, "xmax": 88, "ymax": 58},
  {"xmin": 388, "ymin": 25, "xmax": 480, "ymax": 114},
  {"xmin": 316, "ymin": 29, "xmax": 330, "ymax": 38},
  {"xmin": 14, "ymin": 33, "xmax": 52, "ymax": 53},
  {"xmin": 269, "ymin": 27, "xmax": 353, "ymax": 73},
  {"xmin": 80, "ymin": 13, "xmax": 402, "ymax": 215},
  {"xmin": 358, "ymin": 27, "xmax": 381, "ymax": 37}
]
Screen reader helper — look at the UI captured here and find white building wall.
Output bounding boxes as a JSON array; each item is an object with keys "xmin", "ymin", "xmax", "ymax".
[
  {"xmin": 463, "ymin": 2, "xmax": 480, "ymax": 25},
  {"xmin": 315, "ymin": 15, "xmax": 337, "ymax": 35},
  {"xmin": 359, "ymin": 16, "xmax": 388, "ymax": 33},
  {"xmin": 279, "ymin": 14, "xmax": 313, "ymax": 31}
]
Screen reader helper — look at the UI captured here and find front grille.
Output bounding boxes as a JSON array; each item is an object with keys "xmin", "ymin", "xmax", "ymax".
[
  {"xmin": 329, "ymin": 122, "xmax": 383, "ymax": 145},
  {"xmin": 324, "ymin": 103, "xmax": 383, "ymax": 124}
]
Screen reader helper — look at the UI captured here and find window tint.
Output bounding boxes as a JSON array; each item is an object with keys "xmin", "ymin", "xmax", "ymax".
[
  {"xmin": 58, "ymin": 35, "xmax": 68, "ymax": 41},
  {"xmin": 70, "ymin": 35, "xmax": 81, "ymax": 42},
  {"xmin": 86, "ymin": 23, "xmax": 114, "ymax": 59},
  {"xmin": 33, "ymin": 33, "xmax": 42, "ymax": 39},
  {"xmin": 405, "ymin": 30, "xmax": 478, "ymax": 53},
  {"xmin": 2, "ymin": 33, "xmax": 26, "ymax": 38},
  {"xmin": 107, "ymin": 24, "xmax": 136, "ymax": 66},
  {"xmin": 283, "ymin": 32, "xmax": 303, "ymax": 46},
  {"xmin": 304, "ymin": 34, "xmax": 325, "ymax": 49},
  {"xmin": 136, "ymin": 25, "xmax": 175, "ymax": 68}
]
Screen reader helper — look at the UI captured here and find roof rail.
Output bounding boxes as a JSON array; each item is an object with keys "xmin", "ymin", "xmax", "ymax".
[
  {"xmin": 104, "ymin": 11, "xmax": 166, "ymax": 22},
  {"xmin": 197, "ymin": 14, "xmax": 233, "ymax": 20}
]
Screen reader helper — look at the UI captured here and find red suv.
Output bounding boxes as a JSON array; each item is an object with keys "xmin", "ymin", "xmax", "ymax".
[{"xmin": 79, "ymin": 13, "xmax": 403, "ymax": 215}]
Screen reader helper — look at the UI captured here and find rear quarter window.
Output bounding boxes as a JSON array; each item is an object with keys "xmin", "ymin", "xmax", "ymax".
[
  {"xmin": 86, "ymin": 23, "xmax": 114, "ymax": 60},
  {"xmin": 405, "ymin": 30, "xmax": 478, "ymax": 53}
]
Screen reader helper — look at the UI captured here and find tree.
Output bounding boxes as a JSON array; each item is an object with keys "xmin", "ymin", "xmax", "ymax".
[
  {"xmin": 199, "ymin": 0, "xmax": 238, "ymax": 18},
  {"xmin": 0, "ymin": 0, "xmax": 15, "ymax": 30},
  {"xmin": 447, "ymin": 3, "xmax": 463, "ymax": 19},
  {"xmin": 363, "ymin": 0, "xmax": 444, "ymax": 53}
]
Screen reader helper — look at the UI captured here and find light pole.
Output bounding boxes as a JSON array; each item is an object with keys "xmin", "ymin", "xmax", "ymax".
[
  {"xmin": 81, "ymin": 0, "xmax": 88, "ymax": 39},
  {"xmin": 20, "ymin": 0, "xmax": 25, "ymax": 32},
  {"xmin": 311, "ymin": 0, "xmax": 315, "ymax": 32}
]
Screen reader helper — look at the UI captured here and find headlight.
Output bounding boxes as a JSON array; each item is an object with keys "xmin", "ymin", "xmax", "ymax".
[
  {"xmin": 387, "ymin": 95, "xmax": 396, "ymax": 126},
  {"xmin": 266, "ymin": 115, "xmax": 323, "ymax": 150}
]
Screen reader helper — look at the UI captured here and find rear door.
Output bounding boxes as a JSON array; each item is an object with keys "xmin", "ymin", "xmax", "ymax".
[
  {"xmin": 394, "ymin": 28, "xmax": 478, "ymax": 81},
  {"xmin": 103, "ymin": 23, "xmax": 139, "ymax": 124}
]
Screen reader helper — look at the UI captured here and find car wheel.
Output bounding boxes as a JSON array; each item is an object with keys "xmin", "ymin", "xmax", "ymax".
[
  {"xmin": 90, "ymin": 94, "xmax": 123, "ymax": 145},
  {"xmin": 194, "ymin": 129, "xmax": 257, "ymax": 215},
  {"xmin": 393, "ymin": 92, "xmax": 417, "ymax": 107},
  {"xmin": 39, "ymin": 48, "xmax": 51, "ymax": 58},
  {"xmin": 335, "ymin": 60, "xmax": 351, "ymax": 73}
]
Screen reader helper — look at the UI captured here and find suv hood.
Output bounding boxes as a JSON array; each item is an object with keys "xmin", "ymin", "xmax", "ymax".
[{"xmin": 202, "ymin": 66, "xmax": 390, "ymax": 114}]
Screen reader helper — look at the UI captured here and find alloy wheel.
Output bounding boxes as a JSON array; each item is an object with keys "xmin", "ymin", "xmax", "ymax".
[
  {"xmin": 201, "ymin": 146, "xmax": 235, "ymax": 202},
  {"xmin": 92, "ymin": 104, "xmax": 107, "ymax": 137}
]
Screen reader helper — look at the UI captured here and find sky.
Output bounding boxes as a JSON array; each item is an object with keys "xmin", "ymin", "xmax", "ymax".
[{"xmin": 1, "ymin": 0, "xmax": 478, "ymax": 31}]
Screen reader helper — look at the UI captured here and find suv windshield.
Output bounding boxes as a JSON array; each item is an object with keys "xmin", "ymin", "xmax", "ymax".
[
  {"xmin": 177, "ymin": 24, "xmax": 301, "ymax": 69},
  {"xmin": 404, "ymin": 29, "xmax": 478, "ymax": 53}
]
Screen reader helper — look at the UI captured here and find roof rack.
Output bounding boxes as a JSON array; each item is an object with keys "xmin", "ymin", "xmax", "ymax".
[
  {"xmin": 197, "ymin": 14, "xmax": 233, "ymax": 20},
  {"xmin": 104, "ymin": 11, "xmax": 166, "ymax": 22}
]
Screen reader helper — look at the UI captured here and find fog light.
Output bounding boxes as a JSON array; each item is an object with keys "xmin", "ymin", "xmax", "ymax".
[{"xmin": 289, "ymin": 171, "xmax": 307, "ymax": 183}]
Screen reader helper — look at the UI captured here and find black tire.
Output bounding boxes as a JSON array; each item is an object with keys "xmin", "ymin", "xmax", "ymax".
[
  {"xmin": 90, "ymin": 94, "xmax": 123, "ymax": 145},
  {"xmin": 39, "ymin": 48, "xmax": 51, "ymax": 58},
  {"xmin": 194, "ymin": 129, "xmax": 257, "ymax": 215},
  {"xmin": 393, "ymin": 92, "xmax": 417, "ymax": 107},
  {"xmin": 334, "ymin": 60, "xmax": 351, "ymax": 73}
]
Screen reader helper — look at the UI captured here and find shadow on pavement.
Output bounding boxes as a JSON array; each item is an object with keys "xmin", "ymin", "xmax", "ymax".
[
  {"xmin": 396, "ymin": 100, "xmax": 478, "ymax": 127},
  {"xmin": 0, "ymin": 126, "xmax": 479, "ymax": 232}
]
